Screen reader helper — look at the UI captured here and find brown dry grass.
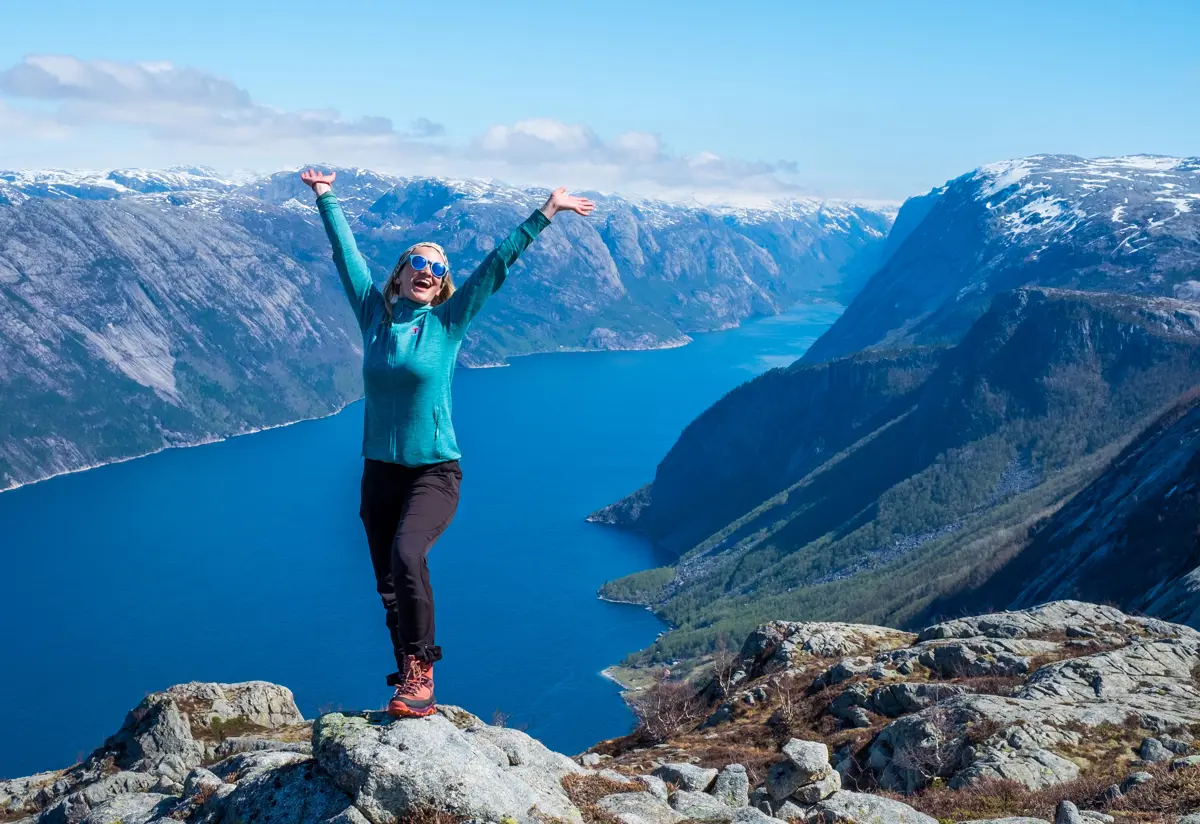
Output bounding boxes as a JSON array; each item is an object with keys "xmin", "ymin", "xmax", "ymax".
[
  {"xmin": 956, "ymin": 674, "xmax": 1025, "ymax": 697},
  {"xmin": 561, "ymin": 773, "xmax": 642, "ymax": 824},
  {"xmin": 900, "ymin": 763, "xmax": 1200, "ymax": 823},
  {"xmin": 1108, "ymin": 763, "xmax": 1200, "ymax": 820},
  {"xmin": 895, "ymin": 772, "xmax": 1120, "ymax": 822},
  {"xmin": 595, "ymin": 630, "xmax": 1198, "ymax": 823}
]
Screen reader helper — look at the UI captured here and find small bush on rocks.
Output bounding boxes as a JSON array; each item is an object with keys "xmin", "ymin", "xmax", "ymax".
[{"xmin": 630, "ymin": 677, "xmax": 706, "ymax": 743}]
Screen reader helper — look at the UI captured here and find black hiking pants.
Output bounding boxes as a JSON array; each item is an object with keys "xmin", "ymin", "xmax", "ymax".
[{"xmin": 359, "ymin": 458, "xmax": 461, "ymax": 678}]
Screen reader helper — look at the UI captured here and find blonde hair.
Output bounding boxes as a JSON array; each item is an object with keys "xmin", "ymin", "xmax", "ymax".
[{"xmin": 384, "ymin": 242, "xmax": 455, "ymax": 314}]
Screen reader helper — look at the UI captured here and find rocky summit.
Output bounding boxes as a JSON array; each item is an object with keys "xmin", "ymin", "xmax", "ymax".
[{"xmin": 5, "ymin": 602, "xmax": 1200, "ymax": 823}]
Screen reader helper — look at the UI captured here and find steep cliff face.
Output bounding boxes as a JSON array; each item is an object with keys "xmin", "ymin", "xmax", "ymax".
[
  {"xmin": 591, "ymin": 347, "xmax": 943, "ymax": 554},
  {"xmin": 0, "ymin": 195, "xmax": 363, "ymax": 492},
  {"xmin": 598, "ymin": 289, "xmax": 1200, "ymax": 659},
  {"xmin": 803, "ymin": 154, "xmax": 1200, "ymax": 364},
  {"xmin": 922, "ymin": 392, "xmax": 1200, "ymax": 625},
  {"xmin": 0, "ymin": 166, "xmax": 894, "ymax": 491}
]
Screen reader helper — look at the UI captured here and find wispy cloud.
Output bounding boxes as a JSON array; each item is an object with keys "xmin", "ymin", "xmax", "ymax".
[{"xmin": 0, "ymin": 54, "xmax": 815, "ymax": 203}]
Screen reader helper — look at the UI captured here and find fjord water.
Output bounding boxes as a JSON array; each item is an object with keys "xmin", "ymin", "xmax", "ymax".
[{"xmin": 0, "ymin": 304, "xmax": 840, "ymax": 779}]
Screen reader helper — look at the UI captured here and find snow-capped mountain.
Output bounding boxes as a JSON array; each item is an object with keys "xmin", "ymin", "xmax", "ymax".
[
  {"xmin": 0, "ymin": 165, "xmax": 895, "ymax": 491},
  {"xmin": 803, "ymin": 154, "xmax": 1200, "ymax": 363},
  {"xmin": 0, "ymin": 166, "xmax": 241, "ymax": 203}
]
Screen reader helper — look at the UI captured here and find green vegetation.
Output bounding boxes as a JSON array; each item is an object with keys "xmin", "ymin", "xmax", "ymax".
[
  {"xmin": 597, "ymin": 566, "xmax": 674, "ymax": 605},
  {"xmin": 603, "ymin": 289, "xmax": 1200, "ymax": 667}
]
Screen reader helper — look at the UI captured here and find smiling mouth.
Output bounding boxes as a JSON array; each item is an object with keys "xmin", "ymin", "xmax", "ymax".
[{"xmin": 413, "ymin": 277, "xmax": 434, "ymax": 290}]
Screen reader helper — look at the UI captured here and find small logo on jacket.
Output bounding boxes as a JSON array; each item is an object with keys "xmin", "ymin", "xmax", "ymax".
[{"xmin": 411, "ymin": 327, "xmax": 420, "ymax": 335}]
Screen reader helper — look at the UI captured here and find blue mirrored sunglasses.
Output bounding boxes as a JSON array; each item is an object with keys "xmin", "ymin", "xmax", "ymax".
[{"xmin": 407, "ymin": 254, "xmax": 448, "ymax": 279}]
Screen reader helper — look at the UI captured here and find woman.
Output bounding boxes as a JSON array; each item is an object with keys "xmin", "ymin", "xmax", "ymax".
[{"xmin": 301, "ymin": 168, "xmax": 594, "ymax": 718}]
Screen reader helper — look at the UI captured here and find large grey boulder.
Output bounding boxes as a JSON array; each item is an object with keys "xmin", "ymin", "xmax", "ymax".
[
  {"xmin": 711, "ymin": 764, "xmax": 749, "ymax": 806},
  {"xmin": 212, "ymin": 737, "xmax": 312, "ymax": 759},
  {"xmin": 782, "ymin": 740, "xmax": 829, "ymax": 779},
  {"xmin": 312, "ymin": 709, "xmax": 582, "ymax": 824},
  {"xmin": 804, "ymin": 790, "xmax": 937, "ymax": 824},
  {"xmin": 870, "ymin": 682, "xmax": 969, "ymax": 717},
  {"xmin": 917, "ymin": 601, "xmax": 1196, "ymax": 642},
  {"xmin": 209, "ymin": 749, "xmax": 311, "ymax": 783},
  {"xmin": 790, "ymin": 770, "xmax": 840, "ymax": 804},
  {"xmin": 37, "ymin": 771, "xmax": 159, "ymax": 824},
  {"xmin": 165, "ymin": 681, "xmax": 305, "ymax": 730},
  {"xmin": 740, "ymin": 622, "xmax": 915, "ymax": 678},
  {"xmin": 74, "ymin": 792, "xmax": 173, "ymax": 824},
  {"xmin": 1016, "ymin": 640, "xmax": 1200, "ymax": 725},
  {"xmin": 959, "ymin": 819, "xmax": 1050, "ymax": 824},
  {"xmin": 597, "ymin": 791, "xmax": 687, "ymax": 824},
  {"xmin": 0, "ymin": 681, "xmax": 310, "ymax": 823},
  {"xmin": 670, "ymin": 789, "xmax": 738, "ymax": 820},
  {"xmin": 216, "ymin": 758, "xmax": 358, "ymax": 824},
  {"xmin": 731, "ymin": 807, "xmax": 788, "ymax": 824},
  {"xmin": 651, "ymin": 762, "xmax": 719, "ymax": 792},
  {"xmin": 1140, "ymin": 737, "xmax": 1173, "ymax": 763},
  {"xmin": 947, "ymin": 716, "xmax": 1081, "ymax": 790},
  {"xmin": 1055, "ymin": 801, "xmax": 1083, "ymax": 824},
  {"xmin": 24, "ymin": 681, "xmax": 309, "ymax": 818},
  {"xmin": 763, "ymin": 799, "xmax": 807, "ymax": 822},
  {"xmin": 96, "ymin": 693, "xmax": 205, "ymax": 776},
  {"xmin": 100, "ymin": 681, "xmax": 306, "ymax": 777},
  {"xmin": 1, "ymin": 770, "xmax": 59, "ymax": 820},
  {"xmin": 767, "ymin": 740, "xmax": 835, "ymax": 802},
  {"xmin": 635, "ymin": 774, "xmax": 670, "ymax": 801},
  {"xmin": 908, "ymin": 638, "xmax": 1058, "ymax": 679}
]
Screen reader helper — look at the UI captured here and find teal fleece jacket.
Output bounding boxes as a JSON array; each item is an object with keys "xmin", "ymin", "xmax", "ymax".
[{"xmin": 316, "ymin": 192, "xmax": 550, "ymax": 466}]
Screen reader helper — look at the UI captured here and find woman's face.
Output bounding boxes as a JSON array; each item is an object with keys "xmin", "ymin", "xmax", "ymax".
[{"xmin": 397, "ymin": 245, "xmax": 449, "ymax": 305}]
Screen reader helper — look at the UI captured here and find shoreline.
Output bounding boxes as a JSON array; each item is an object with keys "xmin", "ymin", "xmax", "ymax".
[
  {"xmin": 0, "ymin": 397, "xmax": 360, "ymax": 497},
  {"xmin": 0, "ymin": 312, "xmax": 785, "ymax": 496},
  {"xmin": 462, "ymin": 334, "xmax": 693, "ymax": 369},
  {"xmin": 0, "ymin": 336, "xmax": 696, "ymax": 496},
  {"xmin": 596, "ymin": 594, "xmax": 654, "ymax": 608}
]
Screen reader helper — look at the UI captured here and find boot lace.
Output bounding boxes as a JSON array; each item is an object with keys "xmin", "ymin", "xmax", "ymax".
[{"xmin": 396, "ymin": 656, "xmax": 432, "ymax": 696}]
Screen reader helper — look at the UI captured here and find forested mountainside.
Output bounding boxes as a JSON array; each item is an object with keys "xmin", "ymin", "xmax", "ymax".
[
  {"xmin": 921, "ymin": 390, "xmax": 1200, "ymax": 626},
  {"xmin": 803, "ymin": 154, "xmax": 1200, "ymax": 363},
  {"xmin": 593, "ymin": 155, "xmax": 1200, "ymax": 665},
  {"xmin": 0, "ymin": 166, "xmax": 894, "ymax": 491}
]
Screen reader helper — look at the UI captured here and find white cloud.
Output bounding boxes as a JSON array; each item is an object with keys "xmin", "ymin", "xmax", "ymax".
[{"xmin": 0, "ymin": 54, "xmax": 816, "ymax": 202}]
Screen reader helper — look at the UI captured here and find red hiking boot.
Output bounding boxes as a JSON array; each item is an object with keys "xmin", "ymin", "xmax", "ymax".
[{"xmin": 387, "ymin": 655, "xmax": 436, "ymax": 718}]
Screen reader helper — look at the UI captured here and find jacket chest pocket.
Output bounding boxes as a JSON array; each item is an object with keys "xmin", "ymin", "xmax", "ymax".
[{"xmin": 433, "ymin": 408, "xmax": 440, "ymax": 444}]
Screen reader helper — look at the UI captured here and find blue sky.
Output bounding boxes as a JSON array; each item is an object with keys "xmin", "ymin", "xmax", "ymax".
[{"xmin": 3, "ymin": 0, "xmax": 1198, "ymax": 201}]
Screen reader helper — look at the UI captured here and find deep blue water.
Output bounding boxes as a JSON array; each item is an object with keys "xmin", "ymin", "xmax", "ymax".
[{"xmin": 0, "ymin": 303, "xmax": 840, "ymax": 779}]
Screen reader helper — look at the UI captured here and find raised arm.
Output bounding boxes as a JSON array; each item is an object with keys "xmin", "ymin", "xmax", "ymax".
[
  {"xmin": 302, "ymin": 169, "xmax": 382, "ymax": 331},
  {"xmin": 437, "ymin": 187, "xmax": 595, "ymax": 337}
]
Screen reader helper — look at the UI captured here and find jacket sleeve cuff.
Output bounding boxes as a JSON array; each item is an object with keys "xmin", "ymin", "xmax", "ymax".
[{"xmin": 525, "ymin": 208, "xmax": 551, "ymax": 237}]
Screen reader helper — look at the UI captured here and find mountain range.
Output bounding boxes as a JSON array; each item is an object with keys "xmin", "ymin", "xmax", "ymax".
[
  {"xmin": 594, "ymin": 154, "xmax": 1200, "ymax": 663},
  {"xmin": 0, "ymin": 166, "xmax": 895, "ymax": 491}
]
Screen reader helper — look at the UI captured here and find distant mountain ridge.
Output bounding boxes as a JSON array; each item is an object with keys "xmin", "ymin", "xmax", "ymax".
[
  {"xmin": 593, "ymin": 154, "xmax": 1200, "ymax": 664},
  {"xmin": 0, "ymin": 165, "xmax": 894, "ymax": 491},
  {"xmin": 803, "ymin": 154, "xmax": 1200, "ymax": 363}
]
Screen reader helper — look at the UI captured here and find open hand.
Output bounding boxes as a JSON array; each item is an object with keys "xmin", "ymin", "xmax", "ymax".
[
  {"xmin": 540, "ymin": 187, "xmax": 596, "ymax": 220},
  {"xmin": 301, "ymin": 168, "xmax": 336, "ymax": 196}
]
